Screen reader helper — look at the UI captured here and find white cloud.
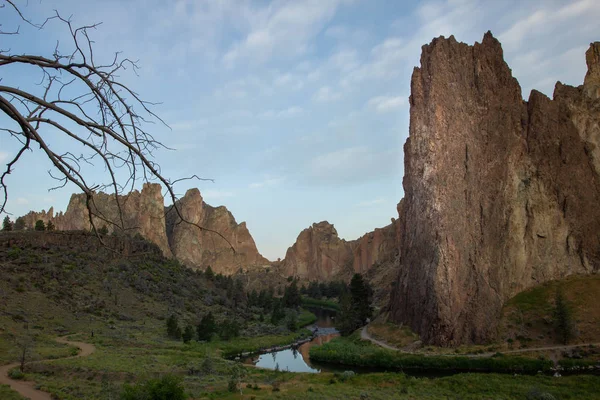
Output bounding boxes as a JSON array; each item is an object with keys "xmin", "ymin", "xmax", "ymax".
[
  {"xmin": 499, "ymin": 0, "xmax": 598, "ymax": 49},
  {"xmin": 367, "ymin": 96, "xmax": 406, "ymax": 113},
  {"xmin": 222, "ymin": 0, "xmax": 349, "ymax": 68},
  {"xmin": 249, "ymin": 177, "xmax": 285, "ymax": 189},
  {"xmin": 313, "ymin": 86, "xmax": 342, "ymax": 103},
  {"xmin": 0, "ymin": 152, "xmax": 9, "ymax": 163}
]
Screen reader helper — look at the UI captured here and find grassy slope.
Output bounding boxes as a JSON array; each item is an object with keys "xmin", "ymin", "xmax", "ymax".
[
  {"xmin": 2, "ymin": 233, "xmax": 599, "ymax": 399},
  {"xmin": 500, "ymin": 275, "xmax": 600, "ymax": 350}
]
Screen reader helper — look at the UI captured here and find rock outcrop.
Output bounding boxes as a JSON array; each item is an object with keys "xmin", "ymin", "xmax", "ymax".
[
  {"xmin": 165, "ymin": 189, "xmax": 269, "ymax": 274},
  {"xmin": 282, "ymin": 210, "xmax": 403, "ymax": 290},
  {"xmin": 281, "ymin": 221, "xmax": 354, "ymax": 280},
  {"xmin": 20, "ymin": 185, "xmax": 268, "ymax": 274},
  {"xmin": 389, "ymin": 33, "xmax": 600, "ymax": 345}
]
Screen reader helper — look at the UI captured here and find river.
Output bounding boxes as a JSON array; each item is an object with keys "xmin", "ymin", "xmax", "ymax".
[{"xmin": 243, "ymin": 307, "xmax": 341, "ymax": 373}]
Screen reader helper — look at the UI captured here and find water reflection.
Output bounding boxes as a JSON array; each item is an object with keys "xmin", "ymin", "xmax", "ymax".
[
  {"xmin": 246, "ymin": 332, "xmax": 339, "ymax": 373},
  {"xmin": 243, "ymin": 307, "xmax": 340, "ymax": 373}
]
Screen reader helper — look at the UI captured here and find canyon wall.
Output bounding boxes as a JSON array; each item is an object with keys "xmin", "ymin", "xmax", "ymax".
[{"xmin": 389, "ymin": 33, "xmax": 600, "ymax": 345}]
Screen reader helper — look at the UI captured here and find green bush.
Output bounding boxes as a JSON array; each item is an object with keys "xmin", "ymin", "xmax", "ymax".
[
  {"xmin": 120, "ymin": 375, "xmax": 186, "ymax": 400},
  {"xmin": 8, "ymin": 368, "xmax": 24, "ymax": 380},
  {"xmin": 309, "ymin": 337, "xmax": 553, "ymax": 373}
]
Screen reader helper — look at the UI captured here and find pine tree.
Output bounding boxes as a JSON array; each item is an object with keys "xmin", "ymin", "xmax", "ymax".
[
  {"xmin": 204, "ymin": 266, "xmax": 215, "ymax": 281},
  {"xmin": 182, "ymin": 325, "xmax": 194, "ymax": 344},
  {"xmin": 554, "ymin": 287, "xmax": 576, "ymax": 344},
  {"xmin": 13, "ymin": 217, "xmax": 25, "ymax": 231},
  {"xmin": 335, "ymin": 274, "xmax": 373, "ymax": 336},
  {"xmin": 283, "ymin": 280, "xmax": 301, "ymax": 309},
  {"xmin": 98, "ymin": 225, "xmax": 108, "ymax": 235},
  {"xmin": 166, "ymin": 315, "xmax": 181, "ymax": 339},
  {"xmin": 46, "ymin": 221, "xmax": 55, "ymax": 231},
  {"xmin": 2, "ymin": 216, "xmax": 12, "ymax": 231},
  {"xmin": 34, "ymin": 220, "xmax": 45, "ymax": 231},
  {"xmin": 197, "ymin": 312, "xmax": 216, "ymax": 341}
]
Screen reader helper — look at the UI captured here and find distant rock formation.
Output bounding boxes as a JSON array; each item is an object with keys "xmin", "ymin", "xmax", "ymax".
[
  {"xmin": 281, "ymin": 207, "xmax": 403, "ymax": 296},
  {"xmin": 165, "ymin": 189, "xmax": 269, "ymax": 274},
  {"xmin": 20, "ymin": 184, "xmax": 268, "ymax": 274},
  {"xmin": 389, "ymin": 33, "xmax": 600, "ymax": 345}
]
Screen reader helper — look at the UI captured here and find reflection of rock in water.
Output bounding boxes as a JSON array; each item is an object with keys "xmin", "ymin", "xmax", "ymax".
[{"xmin": 298, "ymin": 333, "xmax": 339, "ymax": 365}]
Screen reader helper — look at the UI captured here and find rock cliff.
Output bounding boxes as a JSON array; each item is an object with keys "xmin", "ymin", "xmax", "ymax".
[
  {"xmin": 20, "ymin": 185, "xmax": 268, "ymax": 274},
  {"xmin": 281, "ymin": 209, "xmax": 403, "ymax": 298},
  {"xmin": 165, "ymin": 189, "xmax": 269, "ymax": 274},
  {"xmin": 281, "ymin": 221, "xmax": 354, "ymax": 280},
  {"xmin": 389, "ymin": 33, "xmax": 600, "ymax": 345}
]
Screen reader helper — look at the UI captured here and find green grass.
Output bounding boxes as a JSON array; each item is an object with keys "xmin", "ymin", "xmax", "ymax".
[
  {"xmin": 301, "ymin": 297, "xmax": 340, "ymax": 311},
  {"xmin": 310, "ymin": 336, "xmax": 554, "ymax": 373},
  {"xmin": 0, "ymin": 385, "xmax": 26, "ymax": 400}
]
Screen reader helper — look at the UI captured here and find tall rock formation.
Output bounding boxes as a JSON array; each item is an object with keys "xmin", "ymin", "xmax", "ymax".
[
  {"xmin": 165, "ymin": 189, "xmax": 268, "ymax": 274},
  {"xmin": 20, "ymin": 185, "xmax": 268, "ymax": 273},
  {"xmin": 281, "ymin": 221, "xmax": 354, "ymax": 280},
  {"xmin": 389, "ymin": 33, "xmax": 600, "ymax": 345},
  {"xmin": 282, "ymin": 211, "xmax": 403, "ymax": 287}
]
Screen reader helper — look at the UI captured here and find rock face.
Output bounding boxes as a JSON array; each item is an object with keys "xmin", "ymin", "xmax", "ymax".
[
  {"xmin": 281, "ymin": 221, "xmax": 354, "ymax": 280},
  {"xmin": 20, "ymin": 185, "xmax": 268, "ymax": 274},
  {"xmin": 389, "ymin": 33, "xmax": 600, "ymax": 345},
  {"xmin": 165, "ymin": 189, "xmax": 269, "ymax": 274},
  {"xmin": 282, "ymin": 211, "xmax": 403, "ymax": 283}
]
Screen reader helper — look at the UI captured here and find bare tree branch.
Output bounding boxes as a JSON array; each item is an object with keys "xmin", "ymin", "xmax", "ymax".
[{"xmin": 0, "ymin": 1, "xmax": 235, "ymax": 253}]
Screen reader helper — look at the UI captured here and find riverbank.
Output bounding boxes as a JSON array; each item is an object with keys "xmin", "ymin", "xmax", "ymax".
[{"xmin": 309, "ymin": 334, "xmax": 600, "ymax": 375}]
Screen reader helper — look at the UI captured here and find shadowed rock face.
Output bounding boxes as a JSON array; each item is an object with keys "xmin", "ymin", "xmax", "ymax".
[
  {"xmin": 389, "ymin": 33, "xmax": 600, "ymax": 346},
  {"xmin": 165, "ymin": 188, "xmax": 269, "ymax": 274}
]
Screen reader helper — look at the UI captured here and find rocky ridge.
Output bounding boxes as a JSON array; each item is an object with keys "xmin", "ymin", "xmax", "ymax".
[
  {"xmin": 389, "ymin": 33, "xmax": 600, "ymax": 345},
  {"xmin": 21, "ymin": 184, "xmax": 268, "ymax": 274}
]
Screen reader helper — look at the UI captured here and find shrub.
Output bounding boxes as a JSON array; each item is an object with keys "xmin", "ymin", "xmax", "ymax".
[
  {"xmin": 8, "ymin": 368, "xmax": 24, "ymax": 380},
  {"xmin": 120, "ymin": 375, "xmax": 186, "ymax": 400}
]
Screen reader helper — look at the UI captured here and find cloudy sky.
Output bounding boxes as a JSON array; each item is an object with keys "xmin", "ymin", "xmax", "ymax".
[{"xmin": 1, "ymin": 0, "xmax": 598, "ymax": 260}]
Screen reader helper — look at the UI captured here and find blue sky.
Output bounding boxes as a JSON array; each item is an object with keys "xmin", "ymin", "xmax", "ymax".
[{"xmin": 1, "ymin": 0, "xmax": 598, "ymax": 260}]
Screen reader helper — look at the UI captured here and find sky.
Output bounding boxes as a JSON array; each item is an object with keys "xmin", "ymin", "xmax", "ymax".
[{"xmin": 1, "ymin": 0, "xmax": 598, "ymax": 260}]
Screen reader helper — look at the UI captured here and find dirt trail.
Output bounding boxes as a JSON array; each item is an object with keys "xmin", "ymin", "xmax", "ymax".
[
  {"xmin": 0, "ymin": 336, "xmax": 95, "ymax": 400},
  {"xmin": 360, "ymin": 326, "xmax": 600, "ymax": 358}
]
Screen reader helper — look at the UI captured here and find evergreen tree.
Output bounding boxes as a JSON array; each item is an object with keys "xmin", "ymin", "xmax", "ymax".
[
  {"xmin": 270, "ymin": 300, "xmax": 285, "ymax": 325},
  {"xmin": 350, "ymin": 273, "xmax": 373, "ymax": 323},
  {"xmin": 166, "ymin": 315, "xmax": 181, "ymax": 339},
  {"xmin": 34, "ymin": 220, "xmax": 45, "ymax": 231},
  {"xmin": 286, "ymin": 310, "xmax": 298, "ymax": 332},
  {"xmin": 205, "ymin": 266, "xmax": 215, "ymax": 280},
  {"xmin": 98, "ymin": 225, "xmax": 108, "ymax": 235},
  {"xmin": 219, "ymin": 319, "xmax": 240, "ymax": 340},
  {"xmin": 2, "ymin": 216, "xmax": 12, "ymax": 231},
  {"xmin": 232, "ymin": 279, "xmax": 246, "ymax": 307},
  {"xmin": 335, "ymin": 291, "xmax": 360, "ymax": 336},
  {"xmin": 197, "ymin": 312, "xmax": 216, "ymax": 341},
  {"xmin": 554, "ymin": 287, "xmax": 576, "ymax": 344},
  {"xmin": 182, "ymin": 325, "xmax": 195, "ymax": 344},
  {"xmin": 283, "ymin": 280, "xmax": 301, "ymax": 309},
  {"xmin": 13, "ymin": 217, "xmax": 25, "ymax": 231},
  {"xmin": 46, "ymin": 221, "xmax": 55, "ymax": 231},
  {"xmin": 335, "ymin": 273, "xmax": 373, "ymax": 336}
]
